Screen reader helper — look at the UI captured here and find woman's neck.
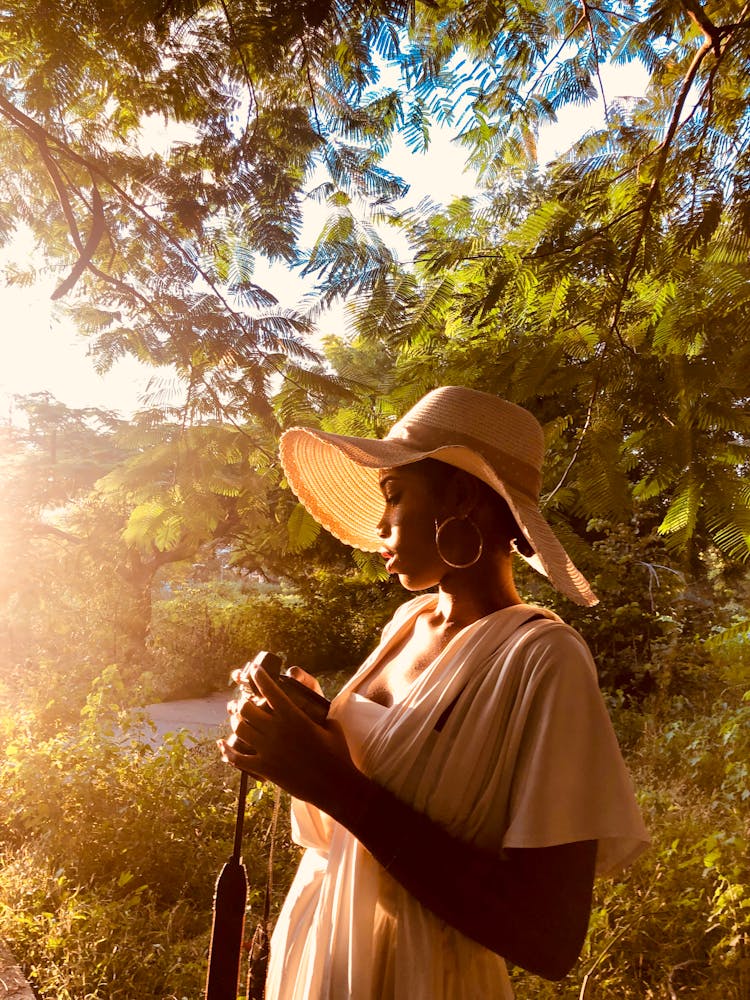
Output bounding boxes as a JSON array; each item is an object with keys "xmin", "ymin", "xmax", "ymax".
[{"xmin": 433, "ymin": 553, "xmax": 522, "ymax": 630}]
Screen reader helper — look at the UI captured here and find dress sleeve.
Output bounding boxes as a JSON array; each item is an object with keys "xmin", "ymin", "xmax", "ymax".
[{"xmin": 501, "ymin": 625, "xmax": 650, "ymax": 876}]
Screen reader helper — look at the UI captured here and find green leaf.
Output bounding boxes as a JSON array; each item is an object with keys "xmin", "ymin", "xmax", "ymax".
[{"xmin": 286, "ymin": 503, "xmax": 321, "ymax": 554}]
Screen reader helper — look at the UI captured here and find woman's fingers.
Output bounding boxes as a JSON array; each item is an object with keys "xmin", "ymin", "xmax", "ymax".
[
  {"xmin": 247, "ymin": 663, "xmax": 298, "ymax": 717},
  {"xmin": 285, "ymin": 666, "xmax": 324, "ymax": 695},
  {"xmin": 229, "ymin": 707, "xmax": 255, "ymax": 745},
  {"xmin": 225, "ymin": 669, "xmax": 297, "ymax": 761},
  {"xmin": 217, "ymin": 738, "xmax": 263, "ymax": 780},
  {"xmin": 219, "ymin": 664, "xmax": 356, "ymax": 806}
]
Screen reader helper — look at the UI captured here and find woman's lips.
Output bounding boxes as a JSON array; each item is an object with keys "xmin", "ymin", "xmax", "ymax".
[{"xmin": 379, "ymin": 549, "xmax": 396, "ymax": 572}]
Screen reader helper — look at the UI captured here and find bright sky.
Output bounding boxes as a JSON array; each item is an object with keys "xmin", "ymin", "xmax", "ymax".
[
  {"xmin": 0, "ymin": 62, "xmax": 648, "ymax": 420},
  {"xmin": 0, "ymin": 276, "xmax": 153, "ymax": 420}
]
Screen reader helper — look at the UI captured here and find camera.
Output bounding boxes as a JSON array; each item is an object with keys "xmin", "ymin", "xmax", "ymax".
[{"xmin": 228, "ymin": 651, "xmax": 330, "ymax": 756}]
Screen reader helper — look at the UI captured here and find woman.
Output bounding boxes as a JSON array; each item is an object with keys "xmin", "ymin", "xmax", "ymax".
[{"xmin": 219, "ymin": 386, "xmax": 649, "ymax": 999}]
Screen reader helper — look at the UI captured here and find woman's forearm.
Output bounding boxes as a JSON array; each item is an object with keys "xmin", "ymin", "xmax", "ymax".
[
  {"xmin": 324, "ymin": 766, "xmax": 596, "ymax": 981},
  {"xmin": 224, "ymin": 665, "xmax": 595, "ymax": 979}
]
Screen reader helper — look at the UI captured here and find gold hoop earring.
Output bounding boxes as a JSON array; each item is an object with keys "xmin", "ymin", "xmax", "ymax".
[{"xmin": 435, "ymin": 516, "xmax": 483, "ymax": 569}]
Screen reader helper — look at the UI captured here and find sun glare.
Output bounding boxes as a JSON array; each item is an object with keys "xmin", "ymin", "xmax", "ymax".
[{"xmin": 1, "ymin": 279, "xmax": 152, "ymax": 420}]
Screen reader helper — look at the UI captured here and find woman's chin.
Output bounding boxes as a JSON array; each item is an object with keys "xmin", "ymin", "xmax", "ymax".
[{"xmin": 396, "ymin": 570, "xmax": 441, "ymax": 592}]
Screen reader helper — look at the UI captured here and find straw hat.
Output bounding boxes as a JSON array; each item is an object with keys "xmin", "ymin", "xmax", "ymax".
[{"xmin": 279, "ymin": 386, "xmax": 598, "ymax": 606}]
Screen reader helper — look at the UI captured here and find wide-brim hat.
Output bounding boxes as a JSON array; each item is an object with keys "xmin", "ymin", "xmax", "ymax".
[{"xmin": 279, "ymin": 386, "xmax": 598, "ymax": 606}]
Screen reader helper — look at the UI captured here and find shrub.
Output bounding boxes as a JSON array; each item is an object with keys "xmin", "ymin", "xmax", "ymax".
[
  {"xmin": 146, "ymin": 572, "xmax": 403, "ymax": 701},
  {"xmin": 0, "ymin": 669, "xmax": 299, "ymax": 999},
  {"xmin": 4, "ymin": 581, "xmax": 748, "ymax": 998}
]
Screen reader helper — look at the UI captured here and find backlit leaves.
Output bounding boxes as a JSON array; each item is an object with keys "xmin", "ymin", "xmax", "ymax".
[{"xmin": 3, "ymin": 0, "xmax": 750, "ymax": 580}]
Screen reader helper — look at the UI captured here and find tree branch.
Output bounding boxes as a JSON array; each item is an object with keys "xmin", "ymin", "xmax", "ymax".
[
  {"xmin": 0, "ymin": 88, "xmax": 324, "ymax": 418},
  {"xmin": 607, "ymin": 37, "xmax": 715, "ymax": 347},
  {"xmin": 51, "ymin": 179, "xmax": 106, "ymax": 300},
  {"xmin": 302, "ymin": 36, "xmax": 324, "ymax": 138},
  {"xmin": 682, "ymin": 0, "xmax": 723, "ymax": 55},
  {"xmin": 0, "ymin": 90, "xmax": 254, "ymax": 326},
  {"xmin": 36, "ymin": 137, "xmax": 85, "ymax": 253},
  {"xmin": 524, "ymin": 14, "xmax": 587, "ymax": 100},
  {"xmin": 542, "ymin": 373, "xmax": 600, "ymax": 506},
  {"xmin": 28, "ymin": 522, "xmax": 83, "ymax": 543},
  {"xmin": 582, "ymin": 0, "xmax": 610, "ymax": 122},
  {"xmin": 218, "ymin": 0, "xmax": 260, "ymax": 150}
]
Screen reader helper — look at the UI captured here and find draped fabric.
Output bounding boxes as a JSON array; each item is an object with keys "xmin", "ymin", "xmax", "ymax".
[{"xmin": 265, "ymin": 597, "xmax": 649, "ymax": 1000}]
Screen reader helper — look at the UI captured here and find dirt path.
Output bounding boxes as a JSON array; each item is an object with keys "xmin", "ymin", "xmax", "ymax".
[{"xmin": 138, "ymin": 690, "xmax": 231, "ymax": 744}]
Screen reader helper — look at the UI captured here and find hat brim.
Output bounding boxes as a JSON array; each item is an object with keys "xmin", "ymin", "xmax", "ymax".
[{"xmin": 280, "ymin": 427, "xmax": 598, "ymax": 607}]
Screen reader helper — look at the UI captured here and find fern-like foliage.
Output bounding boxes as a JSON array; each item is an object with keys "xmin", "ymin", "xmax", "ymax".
[{"xmin": 4, "ymin": 0, "xmax": 750, "ymax": 587}]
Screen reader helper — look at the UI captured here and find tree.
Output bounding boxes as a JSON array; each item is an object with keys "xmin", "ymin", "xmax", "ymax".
[
  {"xmin": 301, "ymin": 0, "xmax": 750, "ymax": 576},
  {"xmin": 0, "ymin": 395, "xmax": 134, "ymax": 704},
  {"xmin": 93, "ymin": 411, "xmax": 291, "ymax": 630},
  {"xmin": 0, "ymin": 0, "xmax": 417, "ymax": 416},
  {"xmin": 2, "ymin": 0, "xmax": 749, "ymax": 585},
  {"xmin": 0, "ymin": 392, "xmax": 128, "ymax": 567}
]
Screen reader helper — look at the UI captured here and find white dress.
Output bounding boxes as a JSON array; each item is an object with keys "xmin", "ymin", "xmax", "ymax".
[{"xmin": 264, "ymin": 597, "xmax": 649, "ymax": 999}]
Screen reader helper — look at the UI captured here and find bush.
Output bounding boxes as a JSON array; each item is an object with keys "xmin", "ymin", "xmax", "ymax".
[
  {"xmin": 0, "ymin": 669, "xmax": 300, "ymax": 999},
  {"xmin": 146, "ymin": 573, "xmax": 403, "ymax": 701},
  {"xmin": 0, "ymin": 859, "xmax": 208, "ymax": 1000},
  {"xmin": 4, "ymin": 581, "xmax": 748, "ymax": 998}
]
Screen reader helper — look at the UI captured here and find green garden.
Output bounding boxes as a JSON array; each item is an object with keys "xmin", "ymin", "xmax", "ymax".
[{"xmin": 1, "ymin": 1, "xmax": 749, "ymax": 996}]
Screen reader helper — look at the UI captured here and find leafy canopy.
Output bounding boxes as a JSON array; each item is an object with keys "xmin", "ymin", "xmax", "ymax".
[{"xmin": 1, "ymin": 0, "xmax": 749, "ymax": 579}]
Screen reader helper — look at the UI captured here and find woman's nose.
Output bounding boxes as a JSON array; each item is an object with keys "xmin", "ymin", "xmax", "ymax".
[{"xmin": 376, "ymin": 510, "xmax": 389, "ymax": 537}]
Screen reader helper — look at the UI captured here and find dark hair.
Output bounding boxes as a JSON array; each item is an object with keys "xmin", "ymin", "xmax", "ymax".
[{"xmin": 417, "ymin": 459, "xmax": 535, "ymax": 558}]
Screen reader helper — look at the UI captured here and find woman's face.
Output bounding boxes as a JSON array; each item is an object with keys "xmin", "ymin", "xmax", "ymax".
[{"xmin": 376, "ymin": 464, "xmax": 447, "ymax": 591}]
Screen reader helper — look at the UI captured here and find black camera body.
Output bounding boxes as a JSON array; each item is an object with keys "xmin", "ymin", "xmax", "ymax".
[
  {"xmin": 227, "ymin": 650, "xmax": 330, "ymax": 755},
  {"xmin": 237, "ymin": 650, "xmax": 331, "ymax": 726}
]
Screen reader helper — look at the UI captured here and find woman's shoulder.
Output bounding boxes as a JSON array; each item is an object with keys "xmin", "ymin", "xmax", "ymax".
[{"xmin": 507, "ymin": 609, "xmax": 598, "ymax": 685}]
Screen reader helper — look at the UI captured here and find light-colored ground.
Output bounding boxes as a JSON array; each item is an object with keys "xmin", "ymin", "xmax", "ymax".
[{"xmin": 138, "ymin": 689, "xmax": 232, "ymax": 744}]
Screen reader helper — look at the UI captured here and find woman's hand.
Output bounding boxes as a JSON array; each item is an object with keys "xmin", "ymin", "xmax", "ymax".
[
  {"xmin": 219, "ymin": 663, "xmax": 359, "ymax": 812},
  {"xmin": 220, "ymin": 665, "xmax": 594, "ymax": 979},
  {"xmin": 283, "ymin": 665, "xmax": 325, "ymax": 696}
]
